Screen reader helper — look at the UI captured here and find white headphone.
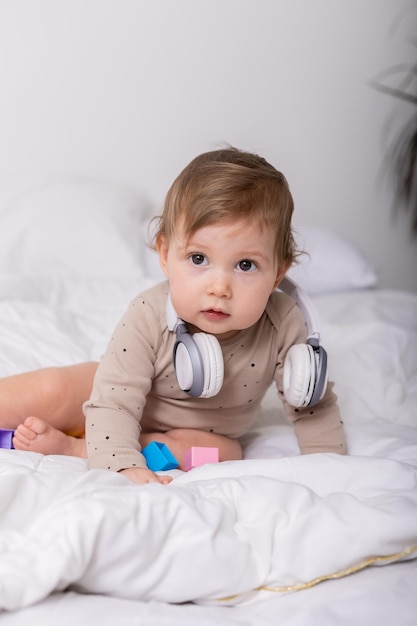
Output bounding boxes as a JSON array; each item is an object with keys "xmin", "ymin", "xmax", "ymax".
[{"xmin": 166, "ymin": 276, "xmax": 328, "ymax": 408}]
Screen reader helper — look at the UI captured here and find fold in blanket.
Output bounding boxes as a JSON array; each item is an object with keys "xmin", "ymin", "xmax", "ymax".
[{"xmin": 0, "ymin": 453, "xmax": 416, "ymax": 611}]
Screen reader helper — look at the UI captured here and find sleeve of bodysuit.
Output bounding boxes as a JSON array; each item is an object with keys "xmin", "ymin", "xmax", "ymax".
[
  {"xmin": 84, "ymin": 295, "xmax": 161, "ymax": 471},
  {"xmin": 273, "ymin": 302, "xmax": 347, "ymax": 455}
]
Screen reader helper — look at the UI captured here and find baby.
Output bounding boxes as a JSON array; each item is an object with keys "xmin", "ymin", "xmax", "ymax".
[{"xmin": 9, "ymin": 147, "xmax": 346, "ymax": 484}]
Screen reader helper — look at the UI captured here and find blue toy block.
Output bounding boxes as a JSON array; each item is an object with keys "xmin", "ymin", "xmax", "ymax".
[
  {"xmin": 142, "ymin": 441, "xmax": 179, "ymax": 471},
  {"xmin": 0, "ymin": 429, "xmax": 15, "ymax": 449}
]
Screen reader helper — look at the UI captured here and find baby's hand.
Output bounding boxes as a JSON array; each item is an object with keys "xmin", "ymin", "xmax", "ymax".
[{"xmin": 119, "ymin": 466, "xmax": 173, "ymax": 486}]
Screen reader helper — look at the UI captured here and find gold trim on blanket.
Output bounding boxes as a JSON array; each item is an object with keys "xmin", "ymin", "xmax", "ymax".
[{"xmin": 218, "ymin": 543, "xmax": 417, "ymax": 602}]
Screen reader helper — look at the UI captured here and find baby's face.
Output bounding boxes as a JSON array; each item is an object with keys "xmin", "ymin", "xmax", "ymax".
[{"xmin": 157, "ymin": 218, "xmax": 286, "ymax": 339}]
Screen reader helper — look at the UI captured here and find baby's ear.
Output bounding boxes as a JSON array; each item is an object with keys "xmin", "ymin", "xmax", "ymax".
[
  {"xmin": 273, "ymin": 262, "xmax": 291, "ymax": 290},
  {"xmin": 155, "ymin": 235, "xmax": 169, "ymax": 277}
]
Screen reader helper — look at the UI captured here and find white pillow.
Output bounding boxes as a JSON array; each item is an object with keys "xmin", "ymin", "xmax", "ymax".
[
  {"xmin": 0, "ymin": 178, "xmax": 149, "ymax": 277},
  {"xmin": 288, "ymin": 225, "xmax": 378, "ymax": 294},
  {"xmin": 140, "ymin": 220, "xmax": 378, "ymax": 294}
]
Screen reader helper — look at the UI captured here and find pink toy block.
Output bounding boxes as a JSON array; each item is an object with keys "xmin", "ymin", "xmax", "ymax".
[{"xmin": 184, "ymin": 446, "xmax": 219, "ymax": 471}]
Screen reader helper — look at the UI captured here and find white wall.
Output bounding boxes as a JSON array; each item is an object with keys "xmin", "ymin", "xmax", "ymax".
[{"xmin": 0, "ymin": 0, "xmax": 416, "ymax": 291}]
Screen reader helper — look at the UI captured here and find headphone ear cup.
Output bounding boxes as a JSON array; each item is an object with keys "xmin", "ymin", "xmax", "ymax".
[
  {"xmin": 193, "ymin": 333, "xmax": 224, "ymax": 397},
  {"xmin": 174, "ymin": 339, "xmax": 198, "ymax": 394},
  {"xmin": 309, "ymin": 344, "xmax": 328, "ymax": 406},
  {"xmin": 283, "ymin": 343, "xmax": 316, "ymax": 408}
]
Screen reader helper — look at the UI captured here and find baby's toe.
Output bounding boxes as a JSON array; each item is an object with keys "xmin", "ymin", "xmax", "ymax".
[
  {"xmin": 14, "ymin": 423, "xmax": 36, "ymax": 442},
  {"xmin": 23, "ymin": 416, "xmax": 48, "ymax": 435}
]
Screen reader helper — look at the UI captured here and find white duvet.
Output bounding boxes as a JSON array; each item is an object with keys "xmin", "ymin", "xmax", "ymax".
[{"xmin": 0, "ymin": 274, "xmax": 416, "ymax": 616}]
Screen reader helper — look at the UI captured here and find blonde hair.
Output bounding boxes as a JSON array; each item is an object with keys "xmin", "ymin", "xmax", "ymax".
[{"xmin": 152, "ymin": 147, "xmax": 298, "ymax": 268}]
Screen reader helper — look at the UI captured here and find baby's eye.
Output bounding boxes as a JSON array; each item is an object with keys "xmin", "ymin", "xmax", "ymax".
[
  {"xmin": 189, "ymin": 253, "xmax": 208, "ymax": 266},
  {"xmin": 237, "ymin": 259, "xmax": 257, "ymax": 272}
]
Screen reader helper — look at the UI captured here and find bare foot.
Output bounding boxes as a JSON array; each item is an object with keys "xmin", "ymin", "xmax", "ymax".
[{"xmin": 13, "ymin": 416, "xmax": 87, "ymax": 458}]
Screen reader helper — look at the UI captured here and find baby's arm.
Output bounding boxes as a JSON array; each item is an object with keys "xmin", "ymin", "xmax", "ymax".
[
  {"xmin": 84, "ymin": 294, "xmax": 159, "ymax": 474},
  {"xmin": 287, "ymin": 382, "xmax": 347, "ymax": 455},
  {"xmin": 274, "ymin": 298, "xmax": 346, "ymax": 455}
]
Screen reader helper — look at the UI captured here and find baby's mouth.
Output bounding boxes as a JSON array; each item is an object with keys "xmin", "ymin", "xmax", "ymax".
[{"xmin": 202, "ymin": 309, "xmax": 230, "ymax": 321}]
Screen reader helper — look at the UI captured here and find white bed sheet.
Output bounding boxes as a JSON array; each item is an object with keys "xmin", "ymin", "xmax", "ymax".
[{"xmin": 0, "ymin": 274, "xmax": 416, "ymax": 625}]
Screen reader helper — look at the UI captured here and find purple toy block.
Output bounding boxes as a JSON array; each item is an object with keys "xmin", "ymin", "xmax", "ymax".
[
  {"xmin": 0, "ymin": 429, "xmax": 14, "ymax": 449},
  {"xmin": 142, "ymin": 441, "xmax": 179, "ymax": 471},
  {"xmin": 184, "ymin": 446, "xmax": 219, "ymax": 471}
]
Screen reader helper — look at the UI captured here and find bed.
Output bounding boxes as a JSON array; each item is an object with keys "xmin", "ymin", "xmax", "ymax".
[{"xmin": 0, "ymin": 179, "xmax": 416, "ymax": 625}]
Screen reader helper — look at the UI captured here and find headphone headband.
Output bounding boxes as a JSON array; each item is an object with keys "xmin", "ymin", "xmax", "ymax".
[
  {"xmin": 166, "ymin": 294, "xmax": 181, "ymax": 332},
  {"xmin": 278, "ymin": 276, "xmax": 321, "ymax": 345}
]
